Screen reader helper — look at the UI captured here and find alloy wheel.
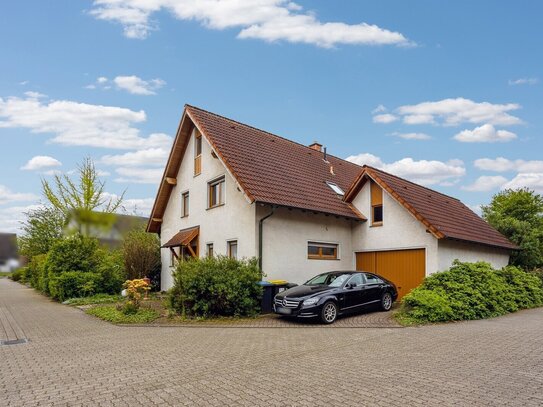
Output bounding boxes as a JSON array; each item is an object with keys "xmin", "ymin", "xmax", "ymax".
[
  {"xmin": 382, "ymin": 293, "xmax": 392, "ymax": 311},
  {"xmin": 323, "ymin": 303, "xmax": 337, "ymax": 323}
]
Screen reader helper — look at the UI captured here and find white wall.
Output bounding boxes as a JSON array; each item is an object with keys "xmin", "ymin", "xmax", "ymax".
[
  {"xmin": 437, "ymin": 239, "xmax": 510, "ymax": 271},
  {"xmin": 257, "ymin": 206, "xmax": 354, "ymax": 285},
  {"xmin": 350, "ymin": 180, "xmax": 439, "ymax": 276},
  {"xmin": 159, "ymin": 127, "xmax": 257, "ymax": 290}
]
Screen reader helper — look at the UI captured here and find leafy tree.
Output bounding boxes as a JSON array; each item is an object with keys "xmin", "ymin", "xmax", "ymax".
[
  {"xmin": 18, "ymin": 206, "xmax": 65, "ymax": 258},
  {"xmin": 122, "ymin": 229, "xmax": 161, "ymax": 288},
  {"xmin": 42, "ymin": 157, "xmax": 124, "ymax": 235},
  {"xmin": 482, "ymin": 188, "xmax": 543, "ymax": 269}
]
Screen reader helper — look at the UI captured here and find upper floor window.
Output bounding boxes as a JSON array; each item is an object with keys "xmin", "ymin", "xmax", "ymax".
[
  {"xmin": 208, "ymin": 176, "xmax": 225, "ymax": 208},
  {"xmin": 181, "ymin": 191, "xmax": 189, "ymax": 218},
  {"xmin": 308, "ymin": 242, "xmax": 338, "ymax": 260},
  {"xmin": 194, "ymin": 131, "xmax": 202, "ymax": 176},
  {"xmin": 370, "ymin": 180, "xmax": 383, "ymax": 226},
  {"xmin": 227, "ymin": 240, "xmax": 238, "ymax": 259}
]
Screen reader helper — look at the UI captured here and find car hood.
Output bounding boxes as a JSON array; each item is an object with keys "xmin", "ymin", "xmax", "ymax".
[{"xmin": 278, "ymin": 284, "xmax": 334, "ymax": 299}]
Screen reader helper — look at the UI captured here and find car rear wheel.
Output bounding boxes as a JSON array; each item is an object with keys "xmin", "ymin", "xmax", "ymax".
[
  {"xmin": 380, "ymin": 292, "xmax": 393, "ymax": 311},
  {"xmin": 320, "ymin": 301, "xmax": 338, "ymax": 324}
]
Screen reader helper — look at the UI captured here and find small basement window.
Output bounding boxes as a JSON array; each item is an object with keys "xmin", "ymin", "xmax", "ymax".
[
  {"xmin": 308, "ymin": 242, "xmax": 338, "ymax": 260},
  {"xmin": 326, "ymin": 181, "xmax": 344, "ymax": 196}
]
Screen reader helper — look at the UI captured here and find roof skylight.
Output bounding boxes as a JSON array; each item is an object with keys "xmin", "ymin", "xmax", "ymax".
[{"xmin": 326, "ymin": 182, "xmax": 344, "ymax": 196}]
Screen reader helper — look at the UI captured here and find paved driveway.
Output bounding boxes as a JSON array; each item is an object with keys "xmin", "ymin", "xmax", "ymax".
[{"xmin": 1, "ymin": 278, "xmax": 542, "ymax": 406}]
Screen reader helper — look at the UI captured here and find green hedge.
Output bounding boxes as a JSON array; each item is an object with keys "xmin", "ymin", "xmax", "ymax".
[
  {"xmin": 169, "ymin": 256, "xmax": 262, "ymax": 317},
  {"xmin": 398, "ymin": 261, "xmax": 543, "ymax": 324}
]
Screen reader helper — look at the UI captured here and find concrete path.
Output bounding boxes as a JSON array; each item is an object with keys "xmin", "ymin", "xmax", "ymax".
[{"xmin": 1, "ymin": 277, "xmax": 542, "ymax": 406}]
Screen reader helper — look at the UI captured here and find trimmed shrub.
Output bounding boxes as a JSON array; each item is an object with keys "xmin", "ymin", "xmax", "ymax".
[
  {"xmin": 45, "ymin": 235, "xmax": 100, "ymax": 277},
  {"xmin": 25, "ymin": 254, "xmax": 48, "ymax": 292},
  {"xmin": 10, "ymin": 268, "xmax": 25, "ymax": 282},
  {"xmin": 96, "ymin": 249, "xmax": 125, "ymax": 295},
  {"xmin": 399, "ymin": 261, "xmax": 543, "ymax": 324},
  {"xmin": 169, "ymin": 256, "xmax": 262, "ymax": 317},
  {"xmin": 49, "ymin": 271, "xmax": 102, "ymax": 301}
]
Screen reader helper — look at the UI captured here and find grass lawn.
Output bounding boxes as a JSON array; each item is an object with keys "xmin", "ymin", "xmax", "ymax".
[
  {"xmin": 63, "ymin": 294, "xmax": 122, "ymax": 306},
  {"xmin": 0, "ymin": 272, "xmax": 13, "ymax": 278}
]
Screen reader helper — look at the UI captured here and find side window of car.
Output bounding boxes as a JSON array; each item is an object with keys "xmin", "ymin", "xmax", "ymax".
[
  {"xmin": 365, "ymin": 274, "xmax": 384, "ymax": 284},
  {"xmin": 347, "ymin": 273, "xmax": 364, "ymax": 287}
]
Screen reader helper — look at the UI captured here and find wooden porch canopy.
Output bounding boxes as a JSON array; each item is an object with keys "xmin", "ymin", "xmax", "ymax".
[{"xmin": 162, "ymin": 226, "xmax": 199, "ymax": 249}]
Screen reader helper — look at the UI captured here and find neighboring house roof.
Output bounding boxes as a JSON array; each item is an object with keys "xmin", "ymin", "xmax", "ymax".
[
  {"xmin": 344, "ymin": 166, "xmax": 517, "ymax": 250},
  {"xmin": 0, "ymin": 233, "xmax": 18, "ymax": 261},
  {"xmin": 148, "ymin": 104, "xmax": 515, "ymax": 251}
]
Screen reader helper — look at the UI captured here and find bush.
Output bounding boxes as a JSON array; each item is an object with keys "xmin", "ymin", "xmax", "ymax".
[
  {"xmin": 45, "ymin": 235, "xmax": 100, "ymax": 277},
  {"xmin": 398, "ymin": 261, "xmax": 543, "ymax": 324},
  {"xmin": 10, "ymin": 268, "xmax": 25, "ymax": 282},
  {"xmin": 122, "ymin": 229, "xmax": 161, "ymax": 289},
  {"xmin": 169, "ymin": 256, "xmax": 262, "ymax": 318},
  {"xmin": 49, "ymin": 271, "xmax": 103, "ymax": 301},
  {"xmin": 96, "ymin": 249, "xmax": 125, "ymax": 295},
  {"xmin": 24, "ymin": 254, "xmax": 48, "ymax": 291}
]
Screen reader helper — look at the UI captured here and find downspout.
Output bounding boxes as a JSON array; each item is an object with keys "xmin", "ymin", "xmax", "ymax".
[{"xmin": 258, "ymin": 206, "xmax": 276, "ymax": 273}]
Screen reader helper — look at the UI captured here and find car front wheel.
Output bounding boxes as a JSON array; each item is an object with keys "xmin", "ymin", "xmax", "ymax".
[
  {"xmin": 380, "ymin": 292, "xmax": 393, "ymax": 311},
  {"xmin": 320, "ymin": 301, "xmax": 338, "ymax": 324}
]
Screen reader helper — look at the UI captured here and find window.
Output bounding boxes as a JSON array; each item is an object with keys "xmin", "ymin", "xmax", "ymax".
[
  {"xmin": 326, "ymin": 181, "xmax": 344, "ymax": 196},
  {"xmin": 169, "ymin": 249, "xmax": 177, "ymax": 267},
  {"xmin": 194, "ymin": 131, "xmax": 202, "ymax": 176},
  {"xmin": 181, "ymin": 191, "xmax": 189, "ymax": 217},
  {"xmin": 307, "ymin": 242, "xmax": 338, "ymax": 260},
  {"xmin": 365, "ymin": 274, "xmax": 384, "ymax": 284},
  {"xmin": 346, "ymin": 273, "xmax": 364, "ymax": 287},
  {"xmin": 370, "ymin": 180, "xmax": 383, "ymax": 226},
  {"xmin": 208, "ymin": 176, "xmax": 225, "ymax": 208},
  {"xmin": 206, "ymin": 243, "xmax": 214, "ymax": 257},
  {"xmin": 227, "ymin": 240, "xmax": 238, "ymax": 259}
]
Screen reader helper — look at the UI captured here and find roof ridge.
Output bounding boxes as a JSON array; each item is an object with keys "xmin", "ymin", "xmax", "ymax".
[
  {"xmin": 364, "ymin": 165, "xmax": 461, "ymax": 202},
  {"xmin": 185, "ymin": 104, "xmax": 362, "ymax": 168}
]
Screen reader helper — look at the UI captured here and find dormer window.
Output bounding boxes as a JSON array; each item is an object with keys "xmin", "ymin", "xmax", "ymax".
[
  {"xmin": 326, "ymin": 181, "xmax": 344, "ymax": 196},
  {"xmin": 194, "ymin": 130, "xmax": 202, "ymax": 176},
  {"xmin": 370, "ymin": 180, "xmax": 383, "ymax": 226}
]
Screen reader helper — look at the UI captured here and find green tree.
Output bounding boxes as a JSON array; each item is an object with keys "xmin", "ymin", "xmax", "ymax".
[
  {"xmin": 42, "ymin": 157, "xmax": 124, "ymax": 235},
  {"xmin": 482, "ymin": 188, "xmax": 543, "ymax": 269},
  {"xmin": 18, "ymin": 206, "xmax": 65, "ymax": 258}
]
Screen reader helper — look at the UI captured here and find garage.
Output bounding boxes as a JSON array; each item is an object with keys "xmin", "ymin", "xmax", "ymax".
[{"xmin": 356, "ymin": 249, "xmax": 425, "ymax": 299}]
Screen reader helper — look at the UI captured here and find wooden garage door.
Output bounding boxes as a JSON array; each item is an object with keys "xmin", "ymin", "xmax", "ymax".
[{"xmin": 356, "ymin": 249, "xmax": 425, "ymax": 300}]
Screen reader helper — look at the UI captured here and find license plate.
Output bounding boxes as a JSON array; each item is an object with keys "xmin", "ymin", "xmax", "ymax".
[{"xmin": 275, "ymin": 306, "xmax": 292, "ymax": 315}]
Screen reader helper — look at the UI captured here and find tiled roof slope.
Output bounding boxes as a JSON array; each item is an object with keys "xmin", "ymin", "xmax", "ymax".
[
  {"xmin": 186, "ymin": 105, "xmax": 363, "ymax": 219},
  {"xmin": 364, "ymin": 166, "xmax": 517, "ymax": 250}
]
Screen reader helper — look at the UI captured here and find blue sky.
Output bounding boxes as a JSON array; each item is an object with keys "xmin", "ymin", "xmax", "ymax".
[{"xmin": 1, "ymin": 1, "xmax": 542, "ymax": 233}]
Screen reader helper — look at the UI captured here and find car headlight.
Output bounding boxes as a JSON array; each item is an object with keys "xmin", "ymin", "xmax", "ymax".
[{"xmin": 303, "ymin": 297, "xmax": 319, "ymax": 306}]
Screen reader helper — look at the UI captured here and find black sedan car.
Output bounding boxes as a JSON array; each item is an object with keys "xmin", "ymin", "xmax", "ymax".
[{"xmin": 273, "ymin": 271, "xmax": 398, "ymax": 324}]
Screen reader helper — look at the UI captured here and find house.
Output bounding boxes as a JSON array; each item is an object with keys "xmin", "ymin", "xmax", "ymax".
[
  {"xmin": 65, "ymin": 211, "xmax": 148, "ymax": 248},
  {"xmin": 147, "ymin": 105, "xmax": 516, "ymax": 298},
  {"xmin": 0, "ymin": 233, "xmax": 19, "ymax": 272}
]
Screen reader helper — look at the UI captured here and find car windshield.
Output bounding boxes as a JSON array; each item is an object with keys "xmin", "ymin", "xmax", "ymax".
[{"xmin": 305, "ymin": 273, "xmax": 352, "ymax": 287}]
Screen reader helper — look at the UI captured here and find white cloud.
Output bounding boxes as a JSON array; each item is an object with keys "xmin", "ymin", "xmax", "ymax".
[
  {"xmin": 101, "ymin": 147, "xmax": 169, "ymax": 167},
  {"xmin": 502, "ymin": 173, "xmax": 543, "ymax": 193},
  {"xmin": 24, "ymin": 91, "xmax": 47, "ymax": 99},
  {"xmin": 392, "ymin": 98, "xmax": 522, "ymax": 127},
  {"xmin": 371, "ymin": 104, "xmax": 387, "ymax": 114},
  {"xmin": 21, "ymin": 155, "xmax": 62, "ymax": 171},
  {"xmin": 89, "ymin": 0, "xmax": 413, "ymax": 47},
  {"xmin": 19, "ymin": 80, "xmax": 29, "ymax": 86},
  {"xmin": 453, "ymin": 124, "xmax": 517, "ymax": 143},
  {"xmin": 372, "ymin": 113, "xmax": 397, "ymax": 124},
  {"xmin": 114, "ymin": 167, "xmax": 163, "ymax": 184},
  {"xmin": 113, "ymin": 75, "xmax": 165, "ymax": 95},
  {"xmin": 345, "ymin": 154, "xmax": 465, "ymax": 186},
  {"xmin": 97, "ymin": 76, "xmax": 108, "ymax": 84},
  {"xmin": 474, "ymin": 157, "xmax": 543, "ymax": 173},
  {"xmin": 509, "ymin": 78, "xmax": 539, "ymax": 86},
  {"xmin": 391, "ymin": 132, "xmax": 431, "ymax": 140},
  {"xmin": 0, "ymin": 204, "xmax": 43, "ymax": 234},
  {"xmin": 0, "ymin": 93, "xmax": 172, "ymax": 150},
  {"xmin": 103, "ymin": 192, "xmax": 154, "ymax": 216},
  {"xmin": 0, "ymin": 185, "xmax": 38, "ymax": 205},
  {"xmin": 462, "ymin": 175, "xmax": 508, "ymax": 192}
]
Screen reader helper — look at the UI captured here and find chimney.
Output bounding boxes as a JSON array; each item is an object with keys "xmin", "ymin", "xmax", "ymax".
[{"xmin": 309, "ymin": 142, "xmax": 322, "ymax": 152}]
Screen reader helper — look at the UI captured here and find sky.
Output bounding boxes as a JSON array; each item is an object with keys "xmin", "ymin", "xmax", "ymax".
[{"xmin": 0, "ymin": 1, "xmax": 542, "ymax": 233}]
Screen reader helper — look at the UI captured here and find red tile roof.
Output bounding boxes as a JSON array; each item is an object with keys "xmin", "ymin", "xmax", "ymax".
[
  {"xmin": 148, "ymin": 104, "xmax": 515, "ymax": 251},
  {"xmin": 346, "ymin": 166, "xmax": 517, "ymax": 250},
  {"xmin": 186, "ymin": 105, "xmax": 364, "ymax": 220}
]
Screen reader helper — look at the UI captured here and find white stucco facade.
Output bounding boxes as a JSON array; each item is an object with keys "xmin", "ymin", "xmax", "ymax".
[
  {"xmin": 437, "ymin": 239, "xmax": 510, "ymax": 272},
  {"xmin": 159, "ymin": 128, "xmax": 257, "ymax": 289},
  {"xmin": 157, "ymin": 129, "xmax": 511, "ymax": 290},
  {"xmin": 350, "ymin": 181, "xmax": 439, "ymax": 275}
]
